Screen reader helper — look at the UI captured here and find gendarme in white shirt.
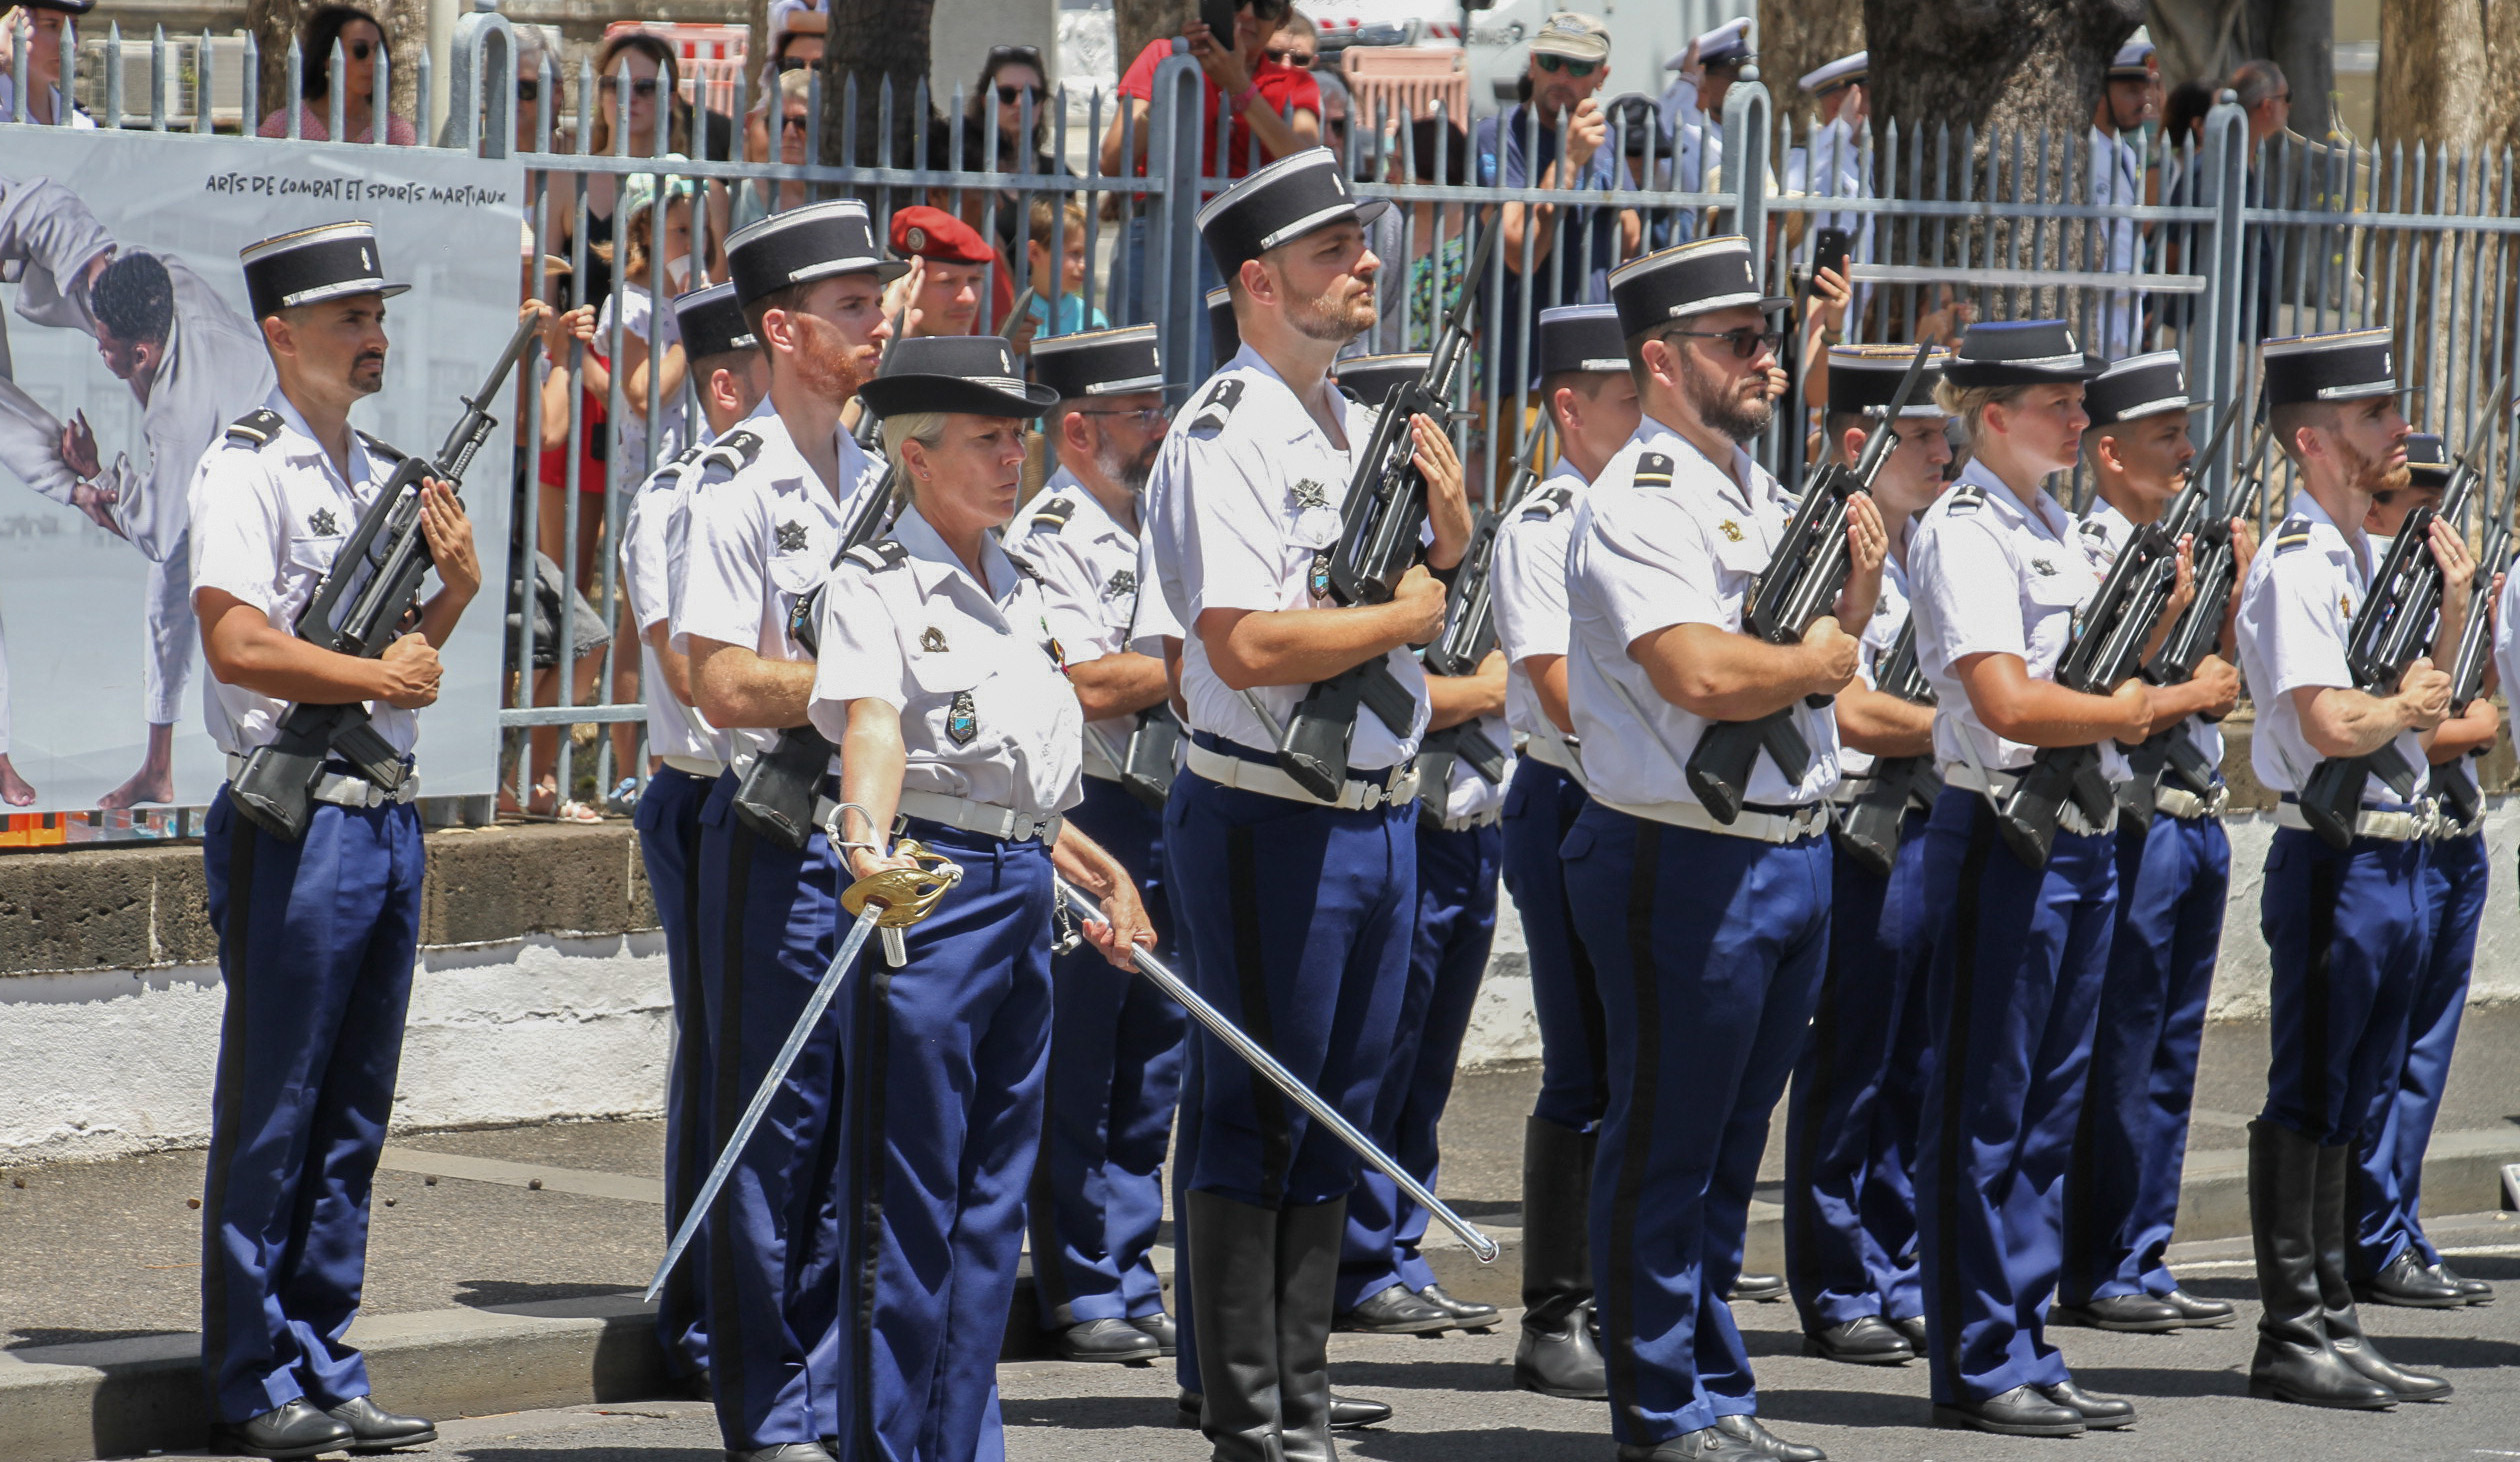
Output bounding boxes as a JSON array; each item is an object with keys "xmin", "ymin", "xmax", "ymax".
[
  {"xmin": 619, "ymin": 435, "xmax": 728, "ymax": 766},
  {"xmin": 1490, "ymin": 459, "xmax": 1587, "ymax": 772},
  {"xmin": 1009, "ymin": 465, "xmax": 1145, "ymax": 780}
]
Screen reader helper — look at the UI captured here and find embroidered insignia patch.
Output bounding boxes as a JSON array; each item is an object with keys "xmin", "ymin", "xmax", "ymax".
[
  {"xmin": 1309, "ymin": 550, "xmax": 1334, "ymax": 599},
  {"xmin": 1047, "ymin": 637, "xmax": 1067, "ymax": 673},
  {"xmin": 1103, "ymin": 567, "xmax": 1137, "ymax": 600},
  {"xmin": 1718, "ymin": 519, "xmax": 1744, "ymax": 542},
  {"xmin": 775, "ymin": 520, "xmax": 809, "ymax": 553},
  {"xmin": 946, "ymin": 689, "xmax": 978, "ymax": 746},
  {"xmin": 920, "ymin": 626, "xmax": 949, "ymax": 653},
  {"xmin": 1292, "ymin": 478, "xmax": 1331, "ymax": 511},
  {"xmin": 307, "ymin": 507, "xmax": 341, "ymax": 536},
  {"xmin": 2341, "ymin": 593, "xmax": 2353, "ymax": 619},
  {"xmin": 2030, "ymin": 557, "xmax": 2057, "ymax": 576}
]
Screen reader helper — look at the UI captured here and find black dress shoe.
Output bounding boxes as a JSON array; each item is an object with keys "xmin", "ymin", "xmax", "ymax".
[
  {"xmin": 208, "ymin": 1401, "xmax": 355, "ymax": 1461},
  {"xmin": 1713, "ymin": 1412, "xmax": 1827, "ymax": 1461},
  {"xmin": 2054, "ymin": 1292, "xmax": 2185, "ymax": 1332},
  {"xmin": 326, "ymin": 1397, "xmax": 437, "ymax": 1454},
  {"xmin": 727, "ymin": 1446, "xmax": 835, "ymax": 1462},
  {"xmin": 1729, "ymin": 1272, "xmax": 1787, "ymax": 1303},
  {"xmin": 1889, "ymin": 1314, "xmax": 1929, "ymax": 1353},
  {"xmin": 1419, "ymin": 1283, "xmax": 1500, "ymax": 1329},
  {"xmin": 1615, "ymin": 1426, "xmax": 1766, "ymax": 1461},
  {"xmin": 1931, "ymin": 1384, "xmax": 2086, "ymax": 1437},
  {"xmin": 2037, "ymin": 1378, "xmax": 2135, "ymax": 1430},
  {"xmin": 2432, "ymin": 1259, "xmax": 2495, "ymax": 1305},
  {"xmin": 2160, "ymin": 1288, "xmax": 2236, "ymax": 1326},
  {"xmin": 1129, "ymin": 1310, "xmax": 1179, "ymax": 1353},
  {"xmin": 1336, "ymin": 1282, "xmax": 1456, "ymax": 1334},
  {"xmin": 1801, "ymin": 1315, "xmax": 1913, "ymax": 1366},
  {"xmin": 1175, "ymin": 1389, "xmax": 1392, "ymax": 1429},
  {"xmin": 1055, "ymin": 1316, "xmax": 1162, "ymax": 1363},
  {"xmin": 2354, "ymin": 1248, "xmax": 2467, "ymax": 1308}
]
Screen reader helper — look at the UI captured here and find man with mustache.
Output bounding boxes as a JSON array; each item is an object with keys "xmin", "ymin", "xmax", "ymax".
[{"xmin": 672, "ymin": 198, "xmax": 901, "ymax": 1461}]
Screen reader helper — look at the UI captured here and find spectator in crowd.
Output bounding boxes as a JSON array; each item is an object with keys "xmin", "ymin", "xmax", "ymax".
[
  {"xmin": 1272, "ymin": 8, "xmax": 1318, "ymax": 71},
  {"xmin": 1785, "ymin": 53, "xmax": 1868, "ymax": 269},
  {"xmin": 2089, "ymin": 37, "xmax": 2156, "ymax": 354},
  {"xmin": 888, "ymin": 203, "xmax": 994, "ymax": 337},
  {"xmin": 600, "ymin": 174, "xmax": 698, "ymax": 473},
  {"xmin": 2163, "ymin": 77, "xmax": 2215, "ymax": 154},
  {"xmin": 1316, "ymin": 69, "xmax": 1355, "ymax": 169},
  {"xmin": 2233, "ymin": 57, "xmax": 2290, "ymax": 149},
  {"xmin": 770, "ymin": 18, "xmax": 822, "ymax": 75},
  {"xmin": 544, "ymin": 32, "xmax": 704, "ymax": 312},
  {"xmin": 0, "ymin": 0, "xmax": 96, "ymax": 128},
  {"xmin": 742, "ymin": 26, "xmax": 819, "ymax": 168},
  {"xmin": 1660, "ymin": 17, "xmax": 1751, "ymax": 194},
  {"xmin": 966, "ymin": 42, "xmax": 1056, "ymax": 175},
  {"xmin": 1373, "ymin": 116, "xmax": 1481, "ymax": 376},
  {"xmin": 510, "ymin": 22, "xmax": 566, "ymax": 152},
  {"xmin": 1020, "ymin": 196, "xmax": 1110, "ymax": 341},
  {"xmin": 512, "ymin": 261, "xmax": 611, "ymax": 823},
  {"xmin": 1101, "ymin": 0, "xmax": 1319, "ymax": 361},
  {"xmin": 1476, "ymin": 12, "xmax": 1636, "ymax": 394},
  {"xmin": 257, "ymin": 3, "xmax": 416, "ymax": 144},
  {"xmin": 734, "ymin": 66, "xmax": 814, "ymax": 232}
]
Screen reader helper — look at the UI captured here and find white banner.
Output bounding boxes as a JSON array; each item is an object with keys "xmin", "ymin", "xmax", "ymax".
[{"xmin": 0, "ymin": 126, "xmax": 522, "ymax": 820}]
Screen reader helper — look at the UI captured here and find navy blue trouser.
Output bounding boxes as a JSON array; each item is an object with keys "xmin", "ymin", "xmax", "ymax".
[
  {"xmin": 635, "ymin": 764, "xmax": 716, "ymax": 1379},
  {"xmin": 832, "ymin": 819, "xmax": 1053, "ymax": 1462},
  {"xmin": 1501, "ymin": 756, "xmax": 1607, "ymax": 1137},
  {"xmin": 1029, "ymin": 775, "xmax": 1187, "ymax": 1328},
  {"xmin": 1561, "ymin": 804, "xmax": 1831, "ymax": 1443},
  {"xmin": 1339, "ymin": 816, "xmax": 1504, "ymax": 1306},
  {"xmin": 2258, "ymin": 824, "xmax": 2428, "ymax": 1147},
  {"xmin": 696, "ymin": 772, "xmax": 847, "ymax": 1448},
  {"xmin": 1913, "ymin": 790, "xmax": 2116, "ymax": 1405},
  {"xmin": 2060, "ymin": 807, "xmax": 2228, "ymax": 1305},
  {"xmin": 1785, "ymin": 810, "xmax": 1933, "ymax": 1334},
  {"xmin": 2354, "ymin": 828, "xmax": 2483, "ymax": 1274},
  {"xmin": 200, "ymin": 789, "xmax": 425, "ymax": 1423}
]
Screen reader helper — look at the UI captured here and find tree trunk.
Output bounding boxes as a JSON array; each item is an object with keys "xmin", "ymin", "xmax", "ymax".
[
  {"xmin": 825, "ymin": 0, "xmax": 937, "ymax": 167},
  {"xmin": 2376, "ymin": 0, "xmax": 2520, "ymax": 155},
  {"xmin": 384, "ymin": 0, "xmax": 424, "ymax": 135},
  {"xmin": 1116, "ymin": 0, "xmax": 1192, "ymax": 84},
  {"xmin": 249, "ymin": 0, "xmax": 303, "ymax": 125},
  {"xmin": 1866, "ymin": 0, "xmax": 2142, "ymax": 140},
  {"xmin": 2146, "ymin": 0, "xmax": 2337, "ymax": 136},
  {"xmin": 1760, "ymin": 0, "xmax": 1865, "ymax": 129},
  {"xmin": 2260, "ymin": 0, "xmax": 2333, "ymax": 140}
]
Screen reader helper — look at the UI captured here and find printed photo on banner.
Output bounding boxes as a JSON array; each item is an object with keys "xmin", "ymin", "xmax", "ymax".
[{"xmin": 0, "ymin": 125, "xmax": 521, "ymax": 822}]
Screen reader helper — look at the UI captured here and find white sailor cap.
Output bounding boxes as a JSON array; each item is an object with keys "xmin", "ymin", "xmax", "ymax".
[
  {"xmin": 1799, "ymin": 51, "xmax": 1867, "ymax": 96},
  {"xmin": 2261, "ymin": 329, "xmax": 2398, "ymax": 406},
  {"xmin": 1669, "ymin": 17, "xmax": 1752, "ymax": 71},
  {"xmin": 724, "ymin": 199, "xmax": 907, "ymax": 307},
  {"xmin": 2086, "ymin": 349, "xmax": 2210, "ymax": 427},
  {"xmin": 239, "ymin": 221, "xmax": 408, "ymax": 321},
  {"xmin": 2107, "ymin": 33, "xmax": 2156, "ymax": 80},
  {"xmin": 1608, "ymin": 235, "xmax": 1791, "ymax": 337},
  {"xmin": 1032, "ymin": 323, "xmax": 1164, "ymax": 399}
]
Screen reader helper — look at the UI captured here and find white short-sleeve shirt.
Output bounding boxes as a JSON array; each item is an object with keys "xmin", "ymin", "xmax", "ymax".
[
  {"xmin": 2234, "ymin": 492, "xmax": 2428, "ymax": 801},
  {"xmin": 1008, "ymin": 467, "xmax": 1147, "ymax": 778},
  {"xmin": 187, "ymin": 390, "xmax": 419, "ymax": 761},
  {"xmin": 1491, "ymin": 460, "xmax": 1587, "ymax": 754},
  {"xmin": 1909, "ymin": 456, "xmax": 2124, "ymax": 779},
  {"xmin": 2494, "ymin": 566, "xmax": 2520, "ymax": 731},
  {"xmin": 671, "ymin": 401, "xmax": 878, "ymax": 775},
  {"xmin": 1141, "ymin": 347, "xmax": 1429, "ymax": 767},
  {"xmin": 1837, "ymin": 551, "xmax": 1918, "ymax": 780},
  {"xmin": 2078, "ymin": 495, "xmax": 2223, "ymax": 775},
  {"xmin": 1564, "ymin": 417, "xmax": 1842, "ymax": 810},
  {"xmin": 806, "ymin": 504, "xmax": 1084, "ymax": 816},
  {"xmin": 619, "ymin": 437, "xmax": 728, "ymax": 765}
]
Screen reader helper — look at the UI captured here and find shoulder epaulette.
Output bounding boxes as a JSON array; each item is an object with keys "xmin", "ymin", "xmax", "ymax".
[
  {"xmin": 224, "ymin": 409, "xmax": 284, "ymax": 448},
  {"xmin": 1189, "ymin": 378, "xmax": 1244, "ymax": 434},
  {"xmin": 2272, "ymin": 515, "xmax": 2314, "ymax": 552},
  {"xmin": 355, "ymin": 430, "xmax": 406, "ymax": 464},
  {"xmin": 1519, "ymin": 484, "xmax": 1573, "ymax": 522},
  {"xmin": 1945, "ymin": 483, "xmax": 1986, "ymax": 514},
  {"xmin": 704, "ymin": 429, "xmax": 765, "ymax": 474},
  {"xmin": 845, "ymin": 540, "xmax": 909, "ymax": 572},
  {"xmin": 1633, "ymin": 452, "xmax": 1675, "ymax": 487},
  {"xmin": 1009, "ymin": 554, "xmax": 1045, "ymax": 584},
  {"xmin": 1029, "ymin": 494, "xmax": 1077, "ymax": 531}
]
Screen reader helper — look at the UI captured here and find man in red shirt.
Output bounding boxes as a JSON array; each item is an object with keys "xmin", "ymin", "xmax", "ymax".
[{"xmin": 1099, "ymin": 0, "xmax": 1321, "ymax": 360}]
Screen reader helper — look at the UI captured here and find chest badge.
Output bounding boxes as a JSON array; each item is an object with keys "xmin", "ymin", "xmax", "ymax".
[
  {"xmin": 2341, "ymin": 593, "xmax": 2354, "ymax": 619},
  {"xmin": 920, "ymin": 626, "xmax": 949, "ymax": 654},
  {"xmin": 2030, "ymin": 556, "xmax": 2058, "ymax": 576},
  {"xmin": 307, "ymin": 507, "xmax": 341, "ymax": 537},
  {"xmin": 946, "ymin": 689, "xmax": 979, "ymax": 746},
  {"xmin": 1047, "ymin": 637, "xmax": 1068, "ymax": 674},
  {"xmin": 1103, "ymin": 567, "xmax": 1137, "ymax": 601},
  {"xmin": 1718, "ymin": 519, "xmax": 1744, "ymax": 542},
  {"xmin": 1309, "ymin": 550, "xmax": 1333, "ymax": 599},
  {"xmin": 774, "ymin": 520, "xmax": 809, "ymax": 553},
  {"xmin": 1291, "ymin": 478, "xmax": 1331, "ymax": 511}
]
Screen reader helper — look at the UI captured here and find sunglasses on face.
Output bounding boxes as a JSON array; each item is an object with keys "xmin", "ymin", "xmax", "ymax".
[
  {"xmin": 600, "ymin": 76, "xmax": 662, "ymax": 99},
  {"xmin": 342, "ymin": 39, "xmax": 375, "ymax": 62},
  {"xmin": 988, "ymin": 44, "xmax": 1044, "ymax": 65},
  {"xmin": 995, "ymin": 84, "xmax": 1042, "ymax": 105},
  {"xmin": 1667, "ymin": 325, "xmax": 1783, "ymax": 360},
  {"xmin": 1535, "ymin": 54, "xmax": 1597, "ymax": 78},
  {"xmin": 515, "ymin": 77, "xmax": 540, "ymax": 102},
  {"xmin": 776, "ymin": 55, "xmax": 809, "ymax": 73},
  {"xmin": 1078, "ymin": 405, "xmax": 1171, "ymax": 428},
  {"xmin": 781, "ymin": 111, "xmax": 809, "ymax": 133}
]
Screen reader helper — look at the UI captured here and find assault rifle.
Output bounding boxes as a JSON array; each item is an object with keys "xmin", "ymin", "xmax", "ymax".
[
  {"xmin": 1415, "ymin": 433, "xmax": 1552, "ymax": 802},
  {"xmin": 2431, "ymin": 470, "xmax": 2515, "ymax": 824},
  {"xmin": 728, "ymin": 438, "xmax": 902, "ymax": 849},
  {"xmin": 1829, "ymin": 619, "xmax": 1940, "ymax": 877},
  {"xmin": 2296, "ymin": 367, "xmax": 2509, "ymax": 848},
  {"xmin": 1275, "ymin": 219, "xmax": 1499, "ymax": 800},
  {"xmin": 1685, "ymin": 341, "xmax": 1933, "ymax": 824},
  {"xmin": 229, "ymin": 313, "xmax": 542, "ymax": 842}
]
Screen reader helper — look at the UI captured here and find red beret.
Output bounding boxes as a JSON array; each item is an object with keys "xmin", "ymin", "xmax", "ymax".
[{"xmin": 887, "ymin": 205, "xmax": 994, "ymax": 265}]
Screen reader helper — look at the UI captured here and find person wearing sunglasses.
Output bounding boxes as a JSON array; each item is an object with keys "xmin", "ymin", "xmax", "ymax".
[
  {"xmin": 0, "ymin": 0, "xmax": 96, "ymax": 128},
  {"xmin": 1268, "ymin": 8, "xmax": 1318, "ymax": 70},
  {"xmin": 1475, "ymin": 13, "xmax": 1636, "ymax": 398},
  {"xmin": 1558, "ymin": 236, "xmax": 1877, "ymax": 1462},
  {"xmin": 256, "ymin": 3, "xmax": 415, "ymax": 144},
  {"xmin": 1659, "ymin": 17, "xmax": 1753, "ymax": 200}
]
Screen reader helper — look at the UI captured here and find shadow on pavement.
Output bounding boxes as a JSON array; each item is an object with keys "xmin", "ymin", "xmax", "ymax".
[
  {"xmin": 1341, "ymin": 1425, "xmax": 1607, "ymax": 1460},
  {"xmin": 5, "ymin": 1326, "xmax": 190, "ymax": 1350},
  {"xmin": 453, "ymin": 1280, "xmax": 641, "ymax": 1308}
]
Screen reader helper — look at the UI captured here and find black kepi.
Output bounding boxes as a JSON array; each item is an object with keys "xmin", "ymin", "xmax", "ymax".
[
  {"xmin": 1196, "ymin": 146, "xmax": 1391, "ymax": 282},
  {"xmin": 1032, "ymin": 324, "xmax": 1163, "ymax": 400},
  {"xmin": 1535, "ymin": 303, "xmax": 1627, "ymax": 377},
  {"xmin": 725, "ymin": 198, "xmax": 907, "ymax": 306},
  {"xmin": 2259, "ymin": 328, "xmax": 2397, "ymax": 407},
  {"xmin": 1607, "ymin": 235, "xmax": 1791, "ymax": 337},
  {"xmin": 2084, "ymin": 349, "xmax": 2209, "ymax": 427},
  {"xmin": 856, "ymin": 334, "xmax": 1060, "ymax": 419},
  {"xmin": 1827, "ymin": 343, "xmax": 1951, "ymax": 417},
  {"xmin": 239, "ymin": 221, "xmax": 409, "ymax": 321},
  {"xmin": 2404, "ymin": 432, "xmax": 2449, "ymax": 488},
  {"xmin": 1940, "ymin": 319, "xmax": 2106, "ymax": 388},
  {"xmin": 672, "ymin": 281, "xmax": 756, "ymax": 362},
  {"xmin": 1331, "ymin": 353, "xmax": 1428, "ymax": 407}
]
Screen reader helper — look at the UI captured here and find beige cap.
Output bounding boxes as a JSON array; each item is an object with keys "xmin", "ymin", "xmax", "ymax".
[{"xmin": 1530, "ymin": 12, "xmax": 1611, "ymax": 64}]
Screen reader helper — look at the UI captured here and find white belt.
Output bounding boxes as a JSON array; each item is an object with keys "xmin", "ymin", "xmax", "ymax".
[
  {"xmin": 894, "ymin": 788, "xmax": 1064, "ymax": 843},
  {"xmin": 1598, "ymin": 796, "xmax": 1828, "ymax": 845},
  {"xmin": 1944, "ymin": 762, "xmax": 2118, "ymax": 838},
  {"xmin": 1185, "ymin": 742, "xmax": 1420, "ymax": 811},
  {"xmin": 2153, "ymin": 782, "xmax": 2227, "ymax": 821},
  {"xmin": 1520, "ymin": 731, "xmax": 1585, "ymax": 784},
  {"xmin": 2274, "ymin": 800, "xmax": 2436, "ymax": 843},
  {"xmin": 661, "ymin": 754, "xmax": 726, "ymax": 780},
  {"xmin": 225, "ymin": 754, "xmax": 417, "ymax": 809},
  {"xmin": 1428, "ymin": 805, "xmax": 1504, "ymax": 833}
]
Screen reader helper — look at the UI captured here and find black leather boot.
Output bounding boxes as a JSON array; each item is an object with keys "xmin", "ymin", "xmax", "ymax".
[
  {"xmin": 1515, "ymin": 1117, "xmax": 1608, "ymax": 1398},
  {"xmin": 1276, "ymin": 1198, "xmax": 1347, "ymax": 1462},
  {"xmin": 2315, "ymin": 1144, "xmax": 2452, "ymax": 1403},
  {"xmin": 1185, "ymin": 1189, "xmax": 1286, "ymax": 1460},
  {"xmin": 207, "ymin": 1400, "xmax": 355, "ymax": 1460},
  {"xmin": 2244, "ymin": 1121, "xmax": 2394, "ymax": 1410}
]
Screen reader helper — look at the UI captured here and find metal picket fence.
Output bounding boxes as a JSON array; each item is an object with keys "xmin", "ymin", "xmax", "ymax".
[{"xmin": 11, "ymin": 14, "xmax": 2520, "ymax": 822}]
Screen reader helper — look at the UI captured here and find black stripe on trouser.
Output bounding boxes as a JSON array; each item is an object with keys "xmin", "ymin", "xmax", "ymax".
[
  {"xmin": 1560, "ymin": 789, "xmax": 1610, "ymax": 1120},
  {"xmin": 1788, "ymin": 887, "xmax": 1850, "ymax": 1303},
  {"xmin": 2061, "ymin": 827, "xmax": 2137, "ymax": 1299},
  {"xmin": 199, "ymin": 806, "xmax": 261, "ymax": 1400},
  {"xmin": 707, "ymin": 823, "xmax": 755, "ymax": 1423},
  {"xmin": 1931, "ymin": 807, "xmax": 1997, "ymax": 1400},
  {"xmin": 665, "ymin": 825, "xmax": 709, "ymax": 1349},
  {"xmin": 1604, "ymin": 821, "xmax": 1663, "ymax": 1435},
  {"xmin": 849, "ymin": 918, "xmax": 898, "ymax": 1459},
  {"xmin": 1226, "ymin": 825, "xmax": 1291, "ymax": 1207},
  {"xmin": 2303, "ymin": 850, "xmax": 2342, "ymax": 1140},
  {"xmin": 1026, "ymin": 1034, "xmax": 1075, "ymax": 1325}
]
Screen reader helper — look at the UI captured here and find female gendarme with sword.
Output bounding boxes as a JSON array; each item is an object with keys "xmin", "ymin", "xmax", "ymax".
[{"xmin": 802, "ymin": 332, "xmax": 1154, "ymax": 1462}]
